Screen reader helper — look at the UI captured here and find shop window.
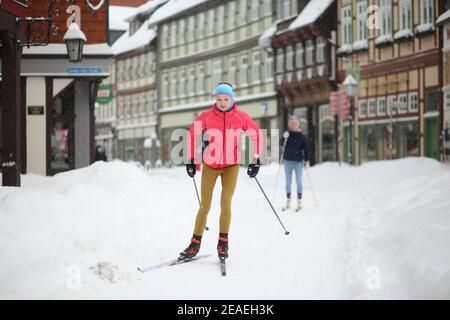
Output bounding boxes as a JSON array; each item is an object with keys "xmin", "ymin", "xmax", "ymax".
[{"xmin": 425, "ymin": 90, "xmax": 439, "ymax": 113}]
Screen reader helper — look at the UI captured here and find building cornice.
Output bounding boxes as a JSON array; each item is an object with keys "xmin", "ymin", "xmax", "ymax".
[{"xmin": 160, "ymin": 35, "xmax": 260, "ymax": 69}]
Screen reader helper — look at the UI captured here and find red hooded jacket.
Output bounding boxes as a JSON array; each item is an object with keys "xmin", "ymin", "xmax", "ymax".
[{"xmin": 187, "ymin": 103, "xmax": 264, "ymax": 169}]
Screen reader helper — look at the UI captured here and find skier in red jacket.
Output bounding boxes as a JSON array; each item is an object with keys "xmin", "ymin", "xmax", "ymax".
[{"xmin": 180, "ymin": 82, "xmax": 264, "ymax": 261}]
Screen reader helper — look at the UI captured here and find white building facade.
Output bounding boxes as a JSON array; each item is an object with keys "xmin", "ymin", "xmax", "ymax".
[
  {"xmin": 95, "ymin": 1, "xmax": 165, "ymax": 165},
  {"xmin": 150, "ymin": 0, "xmax": 277, "ymax": 165}
]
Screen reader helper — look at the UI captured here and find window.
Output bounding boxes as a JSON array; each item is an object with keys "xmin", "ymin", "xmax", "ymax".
[
  {"xmin": 197, "ymin": 64, "xmax": 205, "ymax": 95},
  {"xmin": 187, "ymin": 16, "xmax": 195, "ymax": 42},
  {"xmin": 188, "ymin": 67, "xmax": 196, "ymax": 96},
  {"xmin": 305, "ymin": 40, "xmax": 314, "ymax": 66},
  {"xmin": 147, "ymin": 91, "xmax": 152, "ymax": 114},
  {"xmin": 179, "ymin": 69, "xmax": 186, "ymax": 98},
  {"xmin": 170, "ymin": 71, "xmax": 178, "ymax": 99},
  {"xmin": 368, "ymin": 98, "xmax": 377, "ymax": 116},
  {"xmin": 162, "ymin": 73, "xmax": 169, "ymax": 101},
  {"xmin": 357, "ymin": 1, "xmax": 368, "ymax": 41},
  {"xmin": 170, "ymin": 22, "xmax": 177, "ymax": 47},
  {"xmin": 359, "ymin": 100, "xmax": 367, "ymax": 118},
  {"xmin": 212, "ymin": 60, "xmax": 222, "ymax": 90},
  {"xmin": 445, "ymin": 91, "xmax": 450, "ymax": 110},
  {"xmin": 380, "ymin": 0, "xmax": 392, "ymax": 36},
  {"xmin": 409, "ymin": 92, "xmax": 418, "ymax": 112},
  {"xmin": 149, "ymin": 52, "xmax": 156, "ymax": 73},
  {"xmin": 128, "ymin": 96, "xmax": 134, "ymax": 118},
  {"xmin": 291, "ymin": 0, "xmax": 298, "ymax": 15},
  {"xmin": 286, "ymin": 46, "xmax": 294, "ymax": 71},
  {"xmin": 228, "ymin": 2, "xmax": 236, "ymax": 29},
  {"xmin": 228, "ymin": 57, "xmax": 237, "ymax": 86},
  {"xmin": 425, "ymin": 91, "xmax": 439, "ymax": 113},
  {"xmin": 264, "ymin": 0, "xmax": 272, "ymax": 16},
  {"xmin": 252, "ymin": 0, "xmax": 259, "ymax": 21},
  {"xmin": 208, "ymin": 9, "xmax": 215, "ymax": 35},
  {"xmin": 398, "ymin": 93, "xmax": 408, "ymax": 113},
  {"xmin": 420, "ymin": 0, "xmax": 434, "ymax": 24},
  {"xmin": 399, "ymin": 0, "xmax": 412, "ymax": 31},
  {"xmin": 198, "ymin": 13, "xmax": 205, "ymax": 36},
  {"xmin": 178, "ymin": 19, "xmax": 185, "ymax": 44},
  {"xmin": 252, "ymin": 50, "xmax": 261, "ymax": 84},
  {"xmin": 278, "ymin": 0, "xmax": 292, "ymax": 20},
  {"xmin": 295, "ymin": 43, "xmax": 304, "ymax": 68},
  {"xmin": 240, "ymin": 54, "xmax": 248, "ymax": 86},
  {"xmin": 316, "ymin": 38, "xmax": 326, "ymax": 64},
  {"xmin": 283, "ymin": 0, "xmax": 291, "ymax": 19},
  {"xmin": 388, "ymin": 95, "xmax": 397, "ymax": 115},
  {"xmin": 277, "ymin": 1, "xmax": 282, "ymax": 20},
  {"xmin": 276, "ymin": 48, "xmax": 284, "ymax": 73},
  {"xmin": 140, "ymin": 94, "xmax": 146, "ymax": 115},
  {"xmin": 240, "ymin": 0, "xmax": 247, "ymax": 25},
  {"xmin": 131, "ymin": 57, "xmax": 137, "ymax": 80},
  {"xmin": 217, "ymin": 5, "xmax": 225, "ymax": 33},
  {"xmin": 377, "ymin": 97, "xmax": 386, "ymax": 115},
  {"xmin": 265, "ymin": 52, "xmax": 274, "ymax": 81},
  {"xmin": 341, "ymin": 6, "xmax": 352, "ymax": 45}
]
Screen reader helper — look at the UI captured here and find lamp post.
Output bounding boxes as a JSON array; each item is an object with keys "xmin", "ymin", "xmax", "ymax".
[{"xmin": 343, "ymin": 74, "xmax": 358, "ymax": 165}]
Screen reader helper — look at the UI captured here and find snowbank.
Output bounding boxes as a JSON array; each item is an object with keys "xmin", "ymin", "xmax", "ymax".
[{"xmin": 1, "ymin": 158, "xmax": 449, "ymax": 299}]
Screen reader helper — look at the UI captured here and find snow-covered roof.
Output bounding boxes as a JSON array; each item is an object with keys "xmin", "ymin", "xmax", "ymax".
[
  {"xmin": 63, "ymin": 23, "xmax": 87, "ymax": 41},
  {"xmin": 23, "ymin": 43, "xmax": 113, "ymax": 56},
  {"xmin": 125, "ymin": 0, "xmax": 168, "ymax": 22},
  {"xmin": 288, "ymin": 0, "xmax": 334, "ymax": 31},
  {"xmin": 109, "ymin": 6, "xmax": 137, "ymax": 31},
  {"xmin": 112, "ymin": 19, "xmax": 156, "ymax": 55},
  {"xmin": 436, "ymin": 9, "xmax": 450, "ymax": 26},
  {"xmin": 258, "ymin": 22, "xmax": 277, "ymax": 49},
  {"xmin": 148, "ymin": 0, "xmax": 209, "ymax": 26}
]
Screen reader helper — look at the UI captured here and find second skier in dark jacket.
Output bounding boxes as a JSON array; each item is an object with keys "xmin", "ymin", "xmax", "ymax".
[{"xmin": 280, "ymin": 118, "xmax": 309, "ymax": 211}]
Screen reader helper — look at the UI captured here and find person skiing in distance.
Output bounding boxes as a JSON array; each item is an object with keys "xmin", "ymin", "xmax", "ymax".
[
  {"xmin": 181, "ymin": 82, "xmax": 264, "ymax": 261},
  {"xmin": 281, "ymin": 118, "xmax": 310, "ymax": 211}
]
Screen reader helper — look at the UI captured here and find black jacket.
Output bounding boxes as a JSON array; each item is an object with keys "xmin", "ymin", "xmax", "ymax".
[{"xmin": 280, "ymin": 131, "xmax": 309, "ymax": 162}]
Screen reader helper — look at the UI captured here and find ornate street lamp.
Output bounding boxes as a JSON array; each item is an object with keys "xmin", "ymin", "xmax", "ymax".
[
  {"xmin": 17, "ymin": 0, "xmax": 87, "ymax": 62},
  {"xmin": 63, "ymin": 22, "xmax": 86, "ymax": 62},
  {"xmin": 343, "ymin": 74, "xmax": 358, "ymax": 165}
]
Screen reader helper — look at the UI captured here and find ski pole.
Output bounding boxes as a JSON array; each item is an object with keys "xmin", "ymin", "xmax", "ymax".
[
  {"xmin": 304, "ymin": 167, "xmax": 318, "ymax": 207},
  {"xmin": 272, "ymin": 131, "xmax": 290, "ymax": 202},
  {"xmin": 254, "ymin": 177, "xmax": 290, "ymax": 235},
  {"xmin": 192, "ymin": 177, "xmax": 209, "ymax": 231}
]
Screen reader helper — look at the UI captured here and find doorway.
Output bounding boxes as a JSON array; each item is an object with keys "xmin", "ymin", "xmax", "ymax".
[{"xmin": 48, "ymin": 82, "xmax": 75, "ymax": 175}]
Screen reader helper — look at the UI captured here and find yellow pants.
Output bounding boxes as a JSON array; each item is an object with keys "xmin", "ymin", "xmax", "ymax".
[{"xmin": 193, "ymin": 164, "xmax": 240, "ymax": 236}]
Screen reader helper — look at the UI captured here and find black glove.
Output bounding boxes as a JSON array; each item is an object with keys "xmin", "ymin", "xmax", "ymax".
[
  {"xmin": 186, "ymin": 160, "xmax": 196, "ymax": 177},
  {"xmin": 247, "ymin": 159, "xmax": 260, "ymax": 178}
]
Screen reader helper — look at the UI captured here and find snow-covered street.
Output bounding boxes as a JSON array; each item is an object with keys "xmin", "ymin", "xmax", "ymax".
[{"xmin": 1, "ymin": 158, "xmax": 450, "ymax": 299}]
